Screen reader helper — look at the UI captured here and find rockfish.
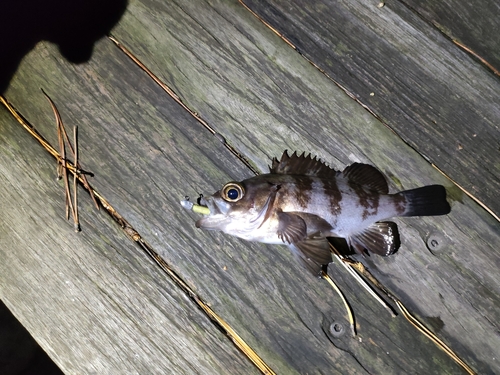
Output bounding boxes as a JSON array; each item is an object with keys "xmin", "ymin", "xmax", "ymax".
[{"xmin": 188, "ymin": 151, "xmax": 451, "ymax": 275}]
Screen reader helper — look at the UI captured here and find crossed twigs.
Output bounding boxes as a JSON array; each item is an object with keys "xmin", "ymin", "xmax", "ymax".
[
  {"xmin": 0, "ymin": 87, "xmax": 476, "ymax": 375},
  {"xmin": 42, "ymin": 90, "xmax": 99, "ymax": 231}
]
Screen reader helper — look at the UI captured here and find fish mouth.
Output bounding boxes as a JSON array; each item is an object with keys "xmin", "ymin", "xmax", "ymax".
[
  {"xmin": 195, "ymin": 196, "xmax": 230, "ymax": 230},
  {"xmin": 195, "ymin": 187, "xmax": 278, "ymax": 232},
  {"xmin": 196, "ymin": 215, "xmax": 232, "ymax": 230},
  {"xmin": 198, "ymin": 196, "xmax": 219, "ymax": 216}
]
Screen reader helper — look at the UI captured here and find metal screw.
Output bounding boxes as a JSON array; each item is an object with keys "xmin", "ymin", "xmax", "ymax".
[
  {"xmin": 322, "ymin": 315, "xmax": 347, "ymax": 341},
  {"xmin": 329, "ymin": 322, "xmax": 345, "ymax": 338},
  {"xmin": 426, "ymin": 232, "xmax": 447, "ymax": 253}
]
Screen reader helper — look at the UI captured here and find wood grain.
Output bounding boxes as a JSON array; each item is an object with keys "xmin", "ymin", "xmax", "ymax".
[
  {"xmin": 1, "ymin": 0, "xmax": 499, "ymax": 373},
  {"xmin": 401, "ymin": 0, "xmax": 500, "ymax": 74},
  {"xmin": 0, "ymin": 74, "xmax": 259, "ymax": 374},
  {"xmin": 242, "ymin": 0, "xmax": 500, "ymax": 217}
]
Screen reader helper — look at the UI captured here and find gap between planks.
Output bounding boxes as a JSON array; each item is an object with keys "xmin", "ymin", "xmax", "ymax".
[
  {"xmin": 105, "ymin": 29, "xmax": 478, "ymax": 374},
  {"xmin": 0, "ymin": 95, "xmax": 276, "ymax": 375},
  {"xmin": 237, "ymin": 0, "xmax": 499, "ymax": 224}
]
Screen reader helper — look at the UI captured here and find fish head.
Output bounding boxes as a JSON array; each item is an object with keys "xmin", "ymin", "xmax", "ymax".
[{"xmin": 195, "ymin": 176, "xmax": 279, "ymax": 239}]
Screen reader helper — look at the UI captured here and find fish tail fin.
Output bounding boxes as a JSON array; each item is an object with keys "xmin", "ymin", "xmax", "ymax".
[
  {"xmin": 349, "ymin": 221, "xmax": 401, "ymax": 257},
  {"xmin": 400, "ymin": 185, "xmax": 451, "ymax": 217}
]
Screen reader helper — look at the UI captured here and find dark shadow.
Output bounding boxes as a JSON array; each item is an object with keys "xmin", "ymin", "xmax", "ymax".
[
  {"xmin": 0, "ymin": 0, "xmax": 128, "ymax": 93},
  {"xmin": 327, "ymin": 237, "xmax": 355, "ymax": 257},
  {"xmin": 0, "ymin": 300, "xmax": 64, "ymax": 375}
]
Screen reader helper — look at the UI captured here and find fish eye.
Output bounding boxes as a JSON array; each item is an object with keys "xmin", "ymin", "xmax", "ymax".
[
  {"xmin": 227, "ymin": 188, "xmax": 239, "ymax": 200},
  {"xmin": 221, "ymin": 182, "xmax": 245, "ymax": 202}
]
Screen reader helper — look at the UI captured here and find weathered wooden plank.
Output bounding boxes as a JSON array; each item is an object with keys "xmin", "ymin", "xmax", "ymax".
[
  {"xmin": 0, "ymin": 133, "xmax": 259, "ymax": 373},
  {"xmin": 241, "ymin": 0, "xmax": 500, "ymax": 218},
  {"xmin": 108, "ymin": 0, "xmax": 499, "ymax": 373},
  {"xmin": 1, "ymin": 39, "xmax": 382, "ymax": 375},
  {"xmin": 402, "ymin": 0, "xmax": 500, "ymax": 73},
  {"xmin": 1, "ymin": 0, "xmax": 499, "ymax": 374},
  {"xmin": 0, "ymin": 44, "xmax": 260, "ymax": 374}
]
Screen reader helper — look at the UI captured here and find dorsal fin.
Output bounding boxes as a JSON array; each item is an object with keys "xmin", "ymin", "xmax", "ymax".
[
  {"xmin": 342, "ymin": 163, "xmax": 389, "ymax": 194},
  {"xmin": 269, "ymin": 150, "xmax": 339, "ymax": 178}
]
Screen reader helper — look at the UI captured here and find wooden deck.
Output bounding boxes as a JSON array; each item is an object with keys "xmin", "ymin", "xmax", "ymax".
[{"xmin": 1, "ymin": 0, "xmax": 499, "ymax": 374}]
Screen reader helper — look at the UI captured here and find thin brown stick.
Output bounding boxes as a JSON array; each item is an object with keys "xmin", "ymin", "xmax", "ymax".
[
  {"xmin": 42, "ymin": 90, "xmax": 99, "ymax": 227},
  {"xmin": 329, "ymin": 245, "xmax": 397, "ymax": 317},
  {"xmin": 53, "ymin": 96, "xmax": 68, "ymax": 217},
  {"xmin": 58, "ymin": 110, "xmax": 71, "ymax": 220},
  {"xmin": 42, "ymin": 90, "xmax": 99, "ymax": 211},
  {"xmin": 322, "ymin": 271, "xmax": 356, "ymax": 337},
  {"xmin": 451, "ymin": 39, "xmax": 500, "ymax": 77},
  {"xmin": 56, "ymin": 105, "xmax": 64, "ymax": 181},
  {"xmin": 395, "ymin": 301, "xmax": 476, "ymax": 375},
  {"xmin": 0, "ymin": 94, "xmax": 276, "ymax": 375},
  {"xmin": 56, "ymin": 104, "xmax": 69, "ymax": 218},
  {"xmin": 60, "ymin": 125, "xmax": 73, "ymax": 222},
  {"xmin": 43, "ymin": 92, "xmax": 77, "ymax": 223},
  {"xmin": 344, "ymin": 259, "xmax": 476, "ymax": 375},
  {"xmin": 108, "ymin": 35, "xmax": 260, "ymax": 176},
  {"xmin": 73, "ymin": 126, "xmax": 81, "ymax": 232}
]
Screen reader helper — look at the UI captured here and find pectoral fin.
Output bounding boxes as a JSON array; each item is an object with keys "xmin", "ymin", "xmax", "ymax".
[
  {"xmin": 288, "ymin": 236, "xmax": 332, "ymax": 276},
  {"xmin": 276, "ymin": 211, "xmax": 307, "ymax": 244},
  {"xmin": 348, "ymin": 221, "xmax": 400, "ymax": 256}
]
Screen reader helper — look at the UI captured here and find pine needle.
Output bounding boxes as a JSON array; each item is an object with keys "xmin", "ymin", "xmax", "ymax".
[{"xmin": 321, "ymin": 271, "xmax": 356, "ymax": 337}]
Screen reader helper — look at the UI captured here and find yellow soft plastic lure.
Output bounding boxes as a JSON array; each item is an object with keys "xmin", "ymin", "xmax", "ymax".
[{"xmin": 181, "ymin": 199, "xmax": 210, "ymax": 215}]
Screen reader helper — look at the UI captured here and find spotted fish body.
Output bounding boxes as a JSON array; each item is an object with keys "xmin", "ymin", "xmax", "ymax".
[{"xmin": 194, "ymin": 151, "xmax": 451, "ymax": 275}]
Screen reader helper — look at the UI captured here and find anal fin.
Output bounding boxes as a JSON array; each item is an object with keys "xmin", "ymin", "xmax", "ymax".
[{"xmin": 348, "ymin": 221, "xmax": 400, "ymax": 257}]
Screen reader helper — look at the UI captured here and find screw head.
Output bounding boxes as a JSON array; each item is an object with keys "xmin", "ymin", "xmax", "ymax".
[
  {"xmin": 329, "ymin": 322, "xmax": 345, "ymax": 338},
  {"xmin": 426, "ymin": 232, "xmax": 448, "ymax": 253},
  {"xmin": 322, "ymin": 315, "xmax": 348, "ymax": 341}
]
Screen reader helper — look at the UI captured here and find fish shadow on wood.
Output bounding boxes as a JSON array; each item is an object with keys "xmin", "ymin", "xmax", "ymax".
[{"xmin": 0, "ymin": 0, "xmax": 128, "ymax": 94}]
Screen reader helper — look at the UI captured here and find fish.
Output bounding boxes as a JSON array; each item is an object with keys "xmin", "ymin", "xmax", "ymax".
[{"xmin": 190, "ymin": 151, "xmax": 451, "ymax": 276}]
